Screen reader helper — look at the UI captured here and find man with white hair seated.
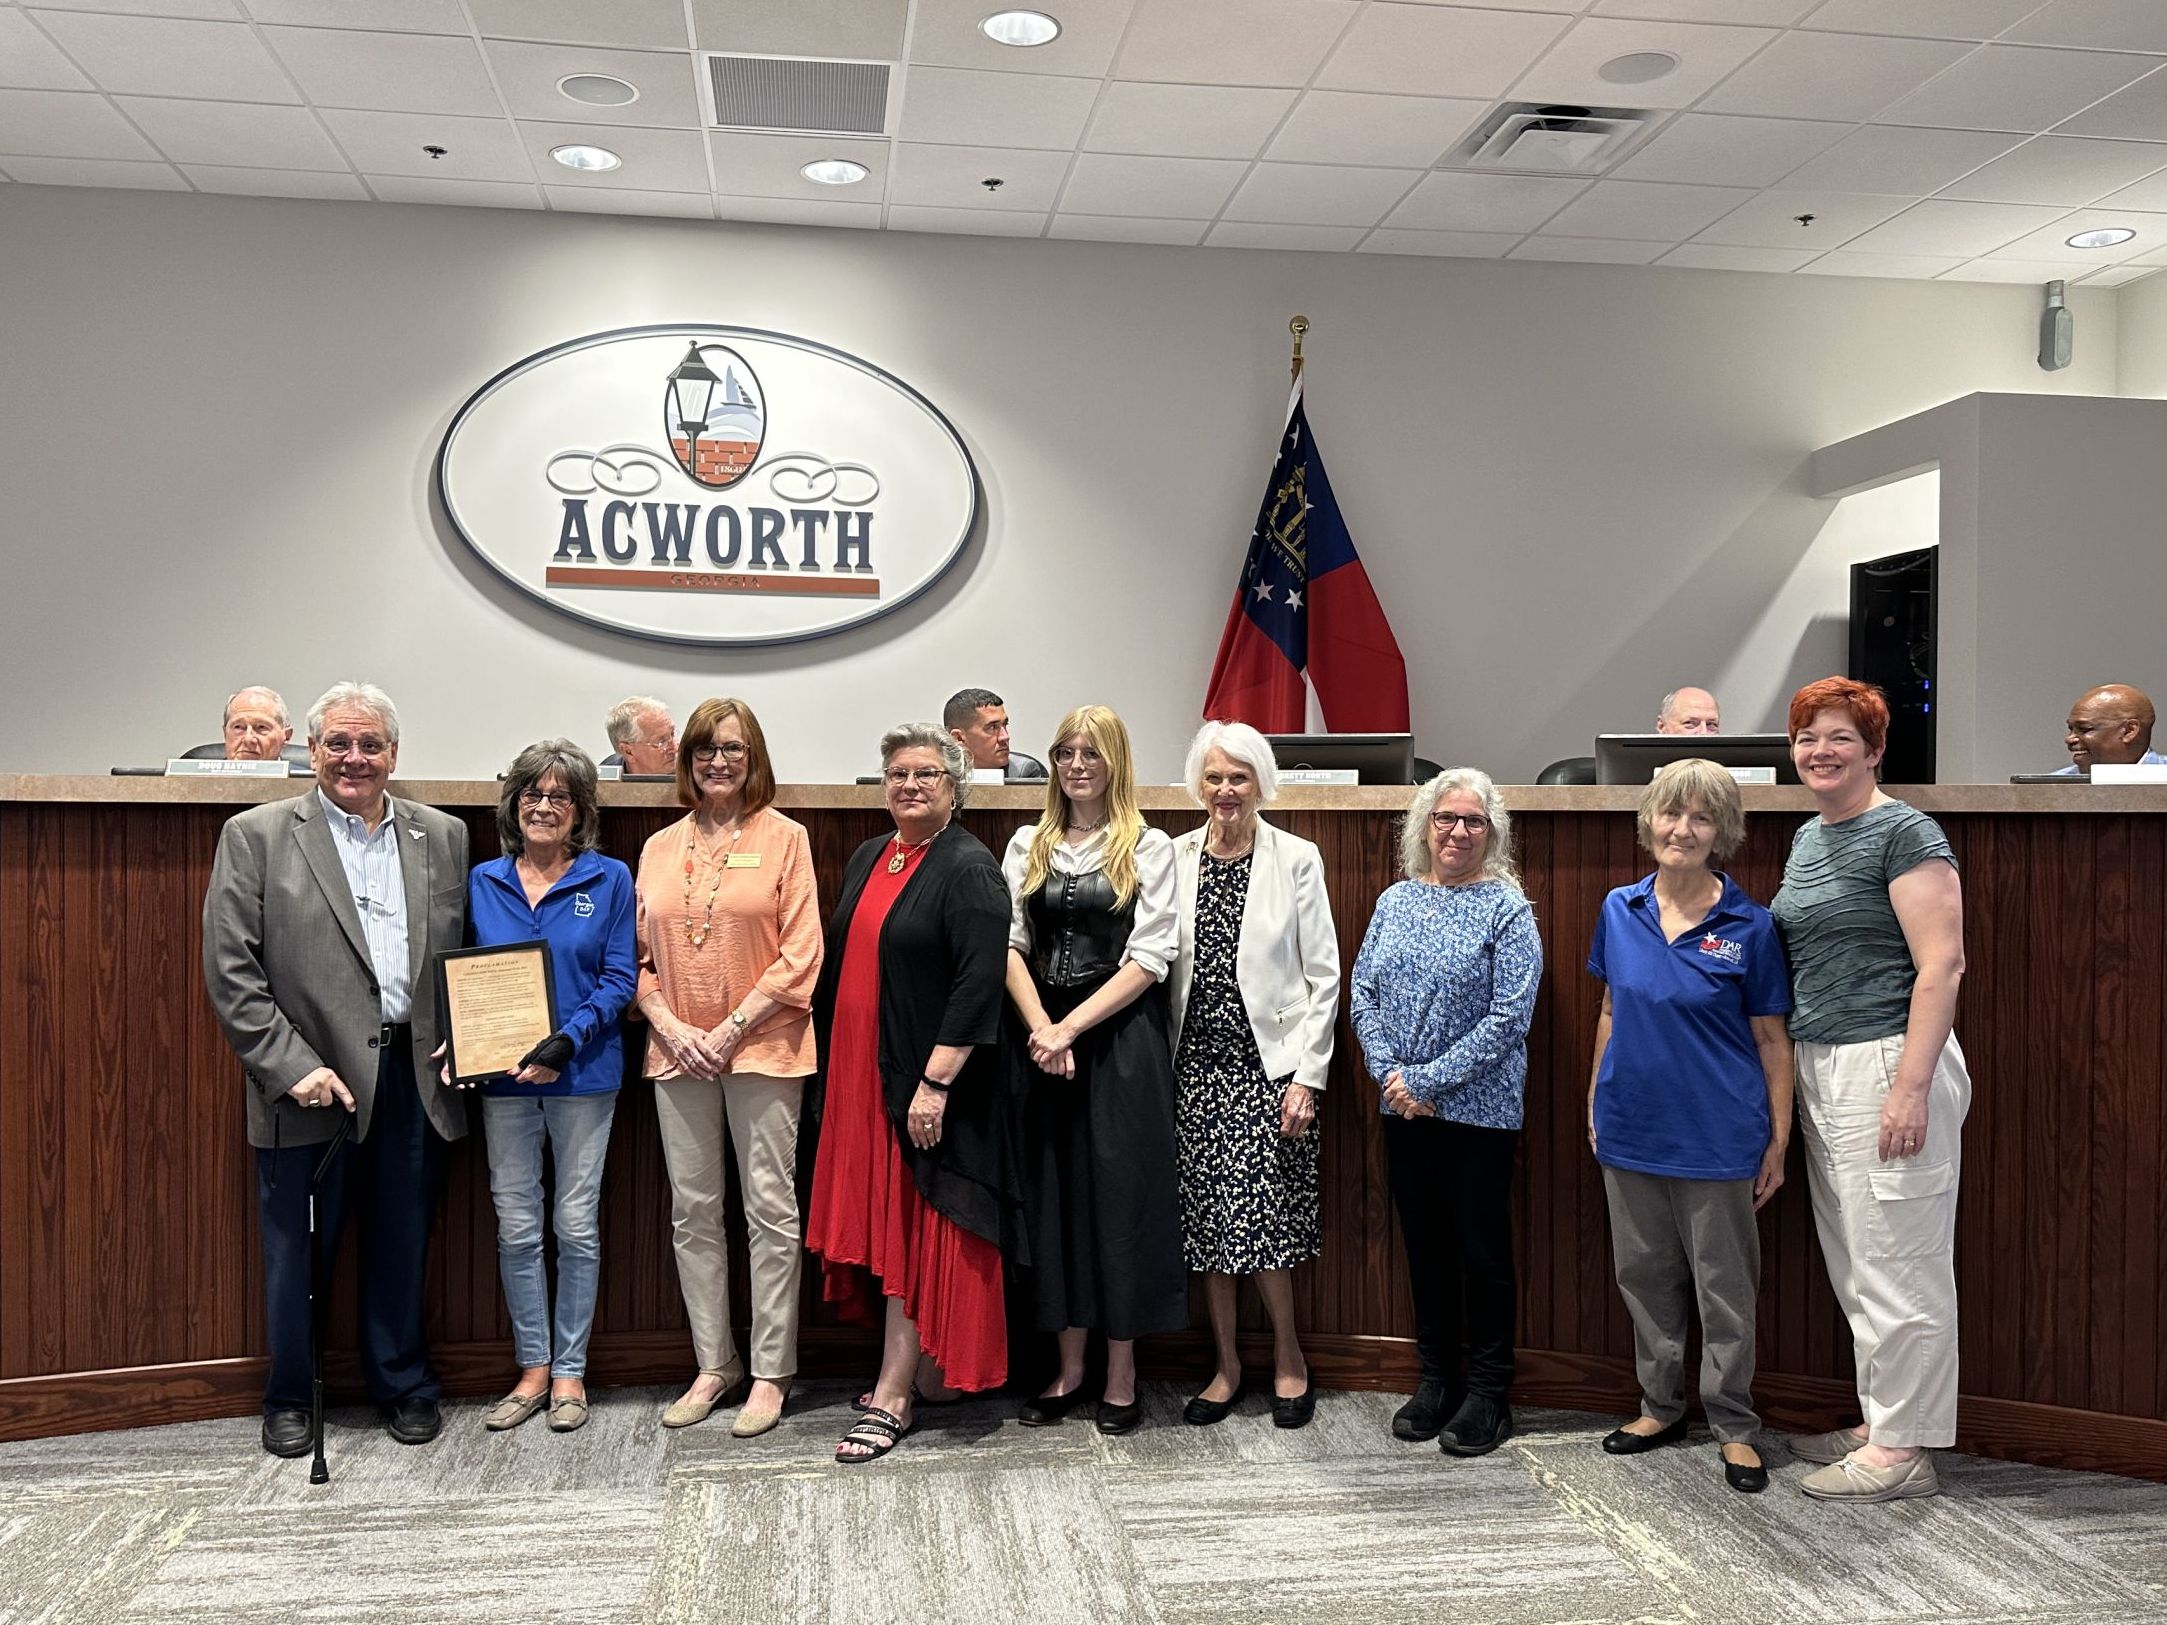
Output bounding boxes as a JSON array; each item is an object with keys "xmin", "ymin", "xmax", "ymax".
[
  {"xmin": 1654, "ymin": 687, "xmax": 1721, "ymax": 736},
  {"xmin": 223, "ymin": 686, "xmax": 293, "ymax": 760},
  {"xmin": 605, "ymin": 695, "xmax": 678, "ymax": 776}
]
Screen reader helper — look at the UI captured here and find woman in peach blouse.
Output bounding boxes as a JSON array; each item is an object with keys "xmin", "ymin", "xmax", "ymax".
[{"xmin": 635, "ymin": 697, "xmax": 822, "ymax": 1437}]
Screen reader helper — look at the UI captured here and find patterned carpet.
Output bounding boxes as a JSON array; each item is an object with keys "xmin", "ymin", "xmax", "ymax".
[{"xmin": 4, "ymin": 1384, "xmax": 2165, "ymax": 1625}]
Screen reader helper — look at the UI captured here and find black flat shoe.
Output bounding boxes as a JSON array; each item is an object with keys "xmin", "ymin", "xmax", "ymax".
[
  {"xmin": 262, "ymin": 1410, "xmax": 311, "ymax": 1458},
  {"xmin": 1095, "ymin": 1398, "xmax": 1142, "ymax": 1435},
  {"xmin": 1018, "ymin": 1386, "xmax": 1088, "ymax": 1427},
  {"xmin": 1724, "ymin": 1454, "xmax": 1769, "ymax": 1493},
  {"xmin": 385, "ymin": 1396, "xmax": 442, "ymax": 1446},
  {"xmin": 1183, "ymin": 1385, "xmax": 1246, "ymax": 1426},
  {"xmin": 1392, "ymin": 1379, "xmax": 1456, "ymax": 1443},
  {"xmin": 1272, "ymin": 1380, "xmax": 1316, "ymax": 1430},
  {"xmin": 1602, "ymin": 1416, "xmax": 1691, "ymax": 1455},
  {"xmin": 1439, "ymin": 1393, "xmax": 1513, "ymax": 1457}
]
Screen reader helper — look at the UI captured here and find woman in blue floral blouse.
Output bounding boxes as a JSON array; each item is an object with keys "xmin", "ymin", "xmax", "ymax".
[{"xmin": 1350, "ymin": 766, "xmax": 1542, "ymax": 1460}]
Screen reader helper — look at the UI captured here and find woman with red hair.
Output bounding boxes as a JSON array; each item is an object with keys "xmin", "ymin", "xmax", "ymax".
[{"xmin": 1770, "ymin": 678, "xmax": 1968, "ymax": 1504}]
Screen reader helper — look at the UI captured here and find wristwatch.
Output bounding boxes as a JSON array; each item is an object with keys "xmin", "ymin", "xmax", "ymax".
[{"xmin": 728, "ymin": 1010, "xmax": 750, "ymax": 1033}]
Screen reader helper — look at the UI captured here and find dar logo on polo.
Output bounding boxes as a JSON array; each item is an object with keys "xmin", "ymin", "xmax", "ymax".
[{"xmin": 436, "ymin": 325, "xmax": 980, "ymax": 647}]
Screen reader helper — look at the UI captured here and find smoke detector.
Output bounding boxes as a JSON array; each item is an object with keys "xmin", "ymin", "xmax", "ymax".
[{"xmin": 1449, "ymin": 104, "xmax": 1653, "ymax": 176}]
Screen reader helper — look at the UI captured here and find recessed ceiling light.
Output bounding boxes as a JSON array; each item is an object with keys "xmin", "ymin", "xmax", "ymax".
[
  {"xmin": 801, "ymin": 158, "xmax": 869, "ymax": 186},
  {"xmin": 550, "ymin": 143, "xmax": 622, "ymax": 173},
  {"xmin": 2067, "ymin": 226, "xmax": 2136, "ymax": 249},
  {"xmin": 558, "ymin": 73, "xmax": 639, "ymax": 107},
  {"xmin": 1596, "ymin": 50, "xmax": 1679, "ymax": 85},
  {"xmin": 980, "ymin": 9, "xmax": 1060, "ymax": 47}
]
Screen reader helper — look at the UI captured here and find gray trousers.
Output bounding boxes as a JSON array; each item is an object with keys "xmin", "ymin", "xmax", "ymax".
[{"xmin": 1602, "ymin": 1166, "xmax": 1760, "ymax": 1443}]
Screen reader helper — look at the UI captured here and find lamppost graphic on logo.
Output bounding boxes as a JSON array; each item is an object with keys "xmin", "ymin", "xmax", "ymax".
[{"xmin": 664, "ymin": 342, "xmax": 765, "ymax": 490}]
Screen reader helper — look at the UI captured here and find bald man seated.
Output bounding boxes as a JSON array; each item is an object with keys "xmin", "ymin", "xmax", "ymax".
[
  {"xmin": 1654, "ymin": 687, "xmax": 1721, "ymax": 735},
  {"xmin": 223, "ymin": 687, "xmax": 294, "ymax": 760},
  {"xmin": 2057, "ymin": 685, "xmax": 2163, "ymax": 775}
]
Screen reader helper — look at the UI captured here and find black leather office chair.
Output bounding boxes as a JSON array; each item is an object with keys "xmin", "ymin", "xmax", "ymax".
[
  {"xmin": 1005, "ymin": 752, "xmax": 1048, "ymax": 782},
  {"xmin": 602, "ymin": 752, "xmax": 625, "ymax": 767},
  {"xmin": 1536, "ymin": 756, "xmax": 1598, "ymax": 786},
  {"xmin": 1411, "ymin": 756, "xmax": 1445, "ymax": 783}
]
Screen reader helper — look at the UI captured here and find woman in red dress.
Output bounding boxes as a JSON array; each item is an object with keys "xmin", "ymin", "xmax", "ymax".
[{"xmin": 805, "ymin": 722, "xmax": 1019, "ymax": 1464}]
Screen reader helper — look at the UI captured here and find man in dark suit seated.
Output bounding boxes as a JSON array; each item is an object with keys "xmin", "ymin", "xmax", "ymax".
[
  {"xmin": 201, "ymin": 681, "xmax": 471, "ymax": 1458},
  {"xmin": 222, "ymin": 686, "xmax": 293, "ymax": 760},
  {"xmin": 945, "ymin": 686, "xmax": 1047, "ymax": 782}
]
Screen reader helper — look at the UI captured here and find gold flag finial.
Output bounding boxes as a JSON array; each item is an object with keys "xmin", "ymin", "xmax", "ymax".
[{"xmin": 1289, "ymin": 314, "xmax": 1308, "ymax": 382}]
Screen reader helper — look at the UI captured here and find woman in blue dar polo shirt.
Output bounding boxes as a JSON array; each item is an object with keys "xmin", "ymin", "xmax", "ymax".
[
  {"xmin": 465, "ymin": 741, "xmax": 637, "ymax": 1436},
  {"xmin": 1586, "ymin": 759, "xmax": 1792, "ymax": 1495}
]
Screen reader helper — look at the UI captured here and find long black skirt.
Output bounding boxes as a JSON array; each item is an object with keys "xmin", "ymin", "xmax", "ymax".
[{"xmin": 1020, "ymin": 975, "xmax": 1190, "ymax": 1341}]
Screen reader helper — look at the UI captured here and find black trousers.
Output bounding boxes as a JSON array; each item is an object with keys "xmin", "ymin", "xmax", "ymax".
[
  {"xmin": 1383, "ymin": 1115, "xmax": 1519, "ymax": 1399},
  {"xmin": 255, "ymin": 1039, "xmax": 448, "ymax": 1413}
]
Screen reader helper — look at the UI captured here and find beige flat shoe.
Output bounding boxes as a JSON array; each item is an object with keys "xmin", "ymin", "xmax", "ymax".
[
  {"xmin": 1790, "ymin": 1426, "xmax": 1867, "ymax": 1465},
  {"xmin": 548, "ymin": 1394, "xmax": 589, "ymax": 1433},
  {"xmin": 483, "ymin": 1390, "xmax": 548, "ymax": 1432},
  {"xmin": 662, "ymin": 1373, "xmax": 747, "ymax": 1429},
  {"xmin": 1800, "ymin": 1451, "xmax": 1938, "ymax": 1503},
  {"xmin": 731, "ymin": 1382, "xmax": 791, "ymax": 1438}
]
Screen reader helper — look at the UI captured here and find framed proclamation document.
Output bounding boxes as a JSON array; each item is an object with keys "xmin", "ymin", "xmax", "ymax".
[{"xmin": 437, "ymin": 942, "xmax": 560, "ymax": 1086}]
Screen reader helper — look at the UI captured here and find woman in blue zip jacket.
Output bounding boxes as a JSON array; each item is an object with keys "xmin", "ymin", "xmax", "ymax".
[{"xmin": 466, "ymin": 740, "xmax": 638, "ymax": 1435}]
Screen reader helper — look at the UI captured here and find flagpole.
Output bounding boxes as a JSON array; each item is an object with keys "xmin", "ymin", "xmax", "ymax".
[{"xmin": 1288, "ymin": 314, "xmax": 1307, "ymax": 384}]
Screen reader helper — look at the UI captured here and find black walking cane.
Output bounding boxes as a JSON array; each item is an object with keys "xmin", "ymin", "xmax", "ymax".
[{"xmin": 308, "ymin": 1114, "xmax": 352, "ymax": 1486}]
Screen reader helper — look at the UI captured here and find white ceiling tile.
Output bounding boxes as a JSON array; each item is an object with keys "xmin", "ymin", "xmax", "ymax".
[
  {"xmin": 1987, "ymin": 205, "xmax": 2167, "ymax": 258},
  {"xmin": 1878, "ymin": 45, "xmax": 2156, "ymax": 133},
  {"xmin": 1800, "ymin": 0, "xmax": 2048, "ymax": 40},
  {"xmin": 181, "ymin": 162, "xmax": 365, "ymax": 197},
  {"xmin": 1937, "ymin": 256, "xmax": 2102, "ymax": 280},
  {"xmin": 2056, "ymin": 71, "xmax": 2167, "ymax": 140},
  {"xmin": 2000, "ymin": 0, "xmax": 2167, "ymax": 51},
  {"xmin": 712, "ymin": 194, "xmax": 881, "ymax": 228},
  {"xmin": 1655, "ymin": 243, "xmax": 1822, "ymax": 270},
  {"xmin": 1693, "ymin": 188, "xmax": 1912, "ymax": 247},
  {"xmin": 243, "ymin": 0, "xmax": 468, "ymax": 30},
  {"xmin": 29, "ymin": 11, "xmax": 298, "ymax": 101},
  {"xmin": 480, "ymin": 41, "xmax": 700, "ymax": 129},
  {"xmin": 1358, "ymin": 226, "xmax": 1522, "ymax": 257},
  {"xmin": 690, "ymin": 0, "xmax": 907, "ymax": 58},
  {"xmin": 898, "ymin": 66, "xmax": 1100, "ymax": 150},
  {"xmin": 1113, "ymin": 0, "xmax": 1354, "ymax": 87},
  {"xmin": 1509, "ymin": 235, "xmax": 1666, "ymax": 263},
  {"xmin": 1793, "ymin": 250, "xmax": 1968, "ymax": 277},
  {"xmin": 1611, "ymin": 113, "xmax": 1849, "ymax": 188},
  {"xmin": 1059, "ymin": 151, "xmax": 1247, "ymax": 217},
  {"xmin": 1698, "ymin": 30, "xmax": 1970, "ymax": 122},
  {"xmin": 707, "ymin": 130, "xmax": 887, "ymax": 201},
  {"xmin": 1265, "ymin": 91, "xmax": 1486, "ymax": 168},
  {"xmin": 319, "ymin": 108, "xmax": 532, "ymax": 181},
  {"xmin": 1222, "ymin": 162, "xmax": 1416, "ymax": 227},
  {"xmin": 2076, "ymin": 263, "xmax": 2158, "ymax": 285},
  {"xmin": 1842, "ymin": 197, "xmax": 2072, "ymax": 256},
  {"xmin": 1086, "ymin": 82, "xmax": 1297, "ymax": 161},
  {"xmin": 1938, "ymin": 135, "xmax": 2167, "ymax": 205},
  {"xmin": 1049, "ymin": 213, "xmax": 1209, "ymax": 244},
  {"xmin": 2092, "ymin": 167, "xmax": 2167, "ymax": 211},
  {"xmin": 1319, "ymin": 4, "xmax": 1570, "ymax": 98},
  {"xmin": 471, "ymin": 0, "xmax": 689, "ymax": 49},
  {"xmin": 1593, "ymin": 0, "xmax": 1815, "ymax": 20},
  {"xmin": 887, "ymin": 204, "xmax": 1046, "ymax": 236},
  {"xmin": 1512, "ymin": 18, "xmax": 1779, "ymax": 110},
  {"xmin": 0, "ymin": 87, "xmax": 159, "ymax": 158},
  {"xmin": 367, "ymin": 174, "xmax": 542, "ymax": 208},
  {"xmin": 891, "ymin": 141, "xmax": 1071, "ymax": 210},
  {"xmin": 0, "ymin": 11, "xmax": 92, "ymax": 90},
  {"xmin": 1410, "ymin": 0, "xmax": 1588, "ymax": 10},
  {"xmin": 1539, "ymin": 178, "xmax": 1753, "ymax": 240},
  {"xmin": 32, "ymin": 0, "xmax": 238, "ymax": 17},
  {"xmin": 1384, "ymin": 170, "xmax": 1587, "ymax": 232},
  {"xmin": 261, "ymin": 26, "xmax": 499, "ymax": 115},
  {"xmin": 1205, "ymin": 220, "xmax": 1365, "ymax": 251},
  {"xmin": 910, "ymin": 0, "xmax": 1138, "ymax": 78},
  {"xmin": 545, "ymin": 185, "xmax": 712, "ymax": 218},
  {"xmin": 0, "ymin": 153, "xmax": 185, "ymax": 186},
  {"xmin": 1781, "ymin": 124, "xmax": 2020, "ymax": 194},
  {"xmin": 521, "ymin": 120, "xmax": 709, "ymax": 191},
  {"xmin": 114, "ymin": 96, "xmax": 345, "ymax": 169}
]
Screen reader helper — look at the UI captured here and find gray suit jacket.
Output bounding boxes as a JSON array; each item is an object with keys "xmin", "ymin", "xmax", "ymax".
[{"xmin": 202, "ymin": 789, "xmax": 471, "ymax": 1149}]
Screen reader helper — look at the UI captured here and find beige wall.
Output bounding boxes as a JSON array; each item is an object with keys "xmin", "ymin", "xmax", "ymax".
[{"xmin": 0, "ymin": 184, "xmax": 2128, "ymax": 782}]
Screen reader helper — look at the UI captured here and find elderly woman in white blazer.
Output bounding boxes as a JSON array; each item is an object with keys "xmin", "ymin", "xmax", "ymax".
[{"xmin": 1166, "ymin": 720, "xmax": 1340, "ymax": 1430}]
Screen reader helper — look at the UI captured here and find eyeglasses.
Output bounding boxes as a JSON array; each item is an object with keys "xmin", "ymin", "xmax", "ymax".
[
  {"xmin": 884, "ymin": 767, "xmax": 948, "ymax": 787},
  {"xmin": 2066, "ymin": 718, "xmax": 2134, "ymax": 736},
  {"xmin": 519, "ymin": 790, "xmax": 575, "ymax": 809},
  {"xmin": 1429, "ymin": 811, "xmax": 1491, "ymax": 835},
  {"xmin": 316, "ymin": 735, "xmax": 389, "ymax": 759},
  {"xmin": 691, "ymin": 742, "xmax": 748, "ymax": 763}
]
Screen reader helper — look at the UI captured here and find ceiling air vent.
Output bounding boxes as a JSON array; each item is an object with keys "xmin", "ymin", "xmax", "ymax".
[
  {"xmin": 1447, "ymin": 104, "xmax": 1652, "ymax": 176},
  {"xmin": 705, "ymin": 54, "xmax": 890, "ymax": 136}
]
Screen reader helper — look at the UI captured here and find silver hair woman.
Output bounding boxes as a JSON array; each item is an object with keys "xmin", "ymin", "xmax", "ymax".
[
  {"xmin": 1351, "ymin": 764, "xmax": 1542, "ymax": 1458},
  {"xmin": 1166, "ymin": 719, "xmax": 1338, "ymax": 1430},
  {"xmin": 881, "ymin": 722, "xmax": 974, "ymax": 807},
  {"xmin": 495, "ymin": 739, "xmax": 603, "ymax": 856}
]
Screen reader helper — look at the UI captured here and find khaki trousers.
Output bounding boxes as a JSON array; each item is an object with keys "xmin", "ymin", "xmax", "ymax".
[
  {"xmin": 1794, "ymin": 1033, "xmax": 1970, "ymax": 1449},
  {"xmin": 652, "ymin": 1072, "xmax": 803, "ymax": 1382}
]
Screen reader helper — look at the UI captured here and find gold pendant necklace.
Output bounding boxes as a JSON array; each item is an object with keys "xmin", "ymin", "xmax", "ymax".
[
  {"xmin": 681, "ymin": 816, "xmax": 742, "ymax": 947},
  {"xmin": 887, "ymin": 827, "xmax": 940, "ymax": 874}
]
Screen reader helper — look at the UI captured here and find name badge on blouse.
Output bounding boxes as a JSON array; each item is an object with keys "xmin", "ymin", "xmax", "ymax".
[{"xmin": 725, "ymin": 852, "xmax": 762, "ymax": 869}]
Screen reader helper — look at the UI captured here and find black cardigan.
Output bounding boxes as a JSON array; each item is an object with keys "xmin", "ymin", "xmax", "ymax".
[{"xmin": 803, "ymin": 822, "xmax": 1026, "ymax": 1260}]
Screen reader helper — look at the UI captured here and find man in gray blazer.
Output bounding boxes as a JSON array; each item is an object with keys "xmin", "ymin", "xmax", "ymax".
[{"xmin": 203, "ymin": 681, "xmax": 470, "ymax": 1457}]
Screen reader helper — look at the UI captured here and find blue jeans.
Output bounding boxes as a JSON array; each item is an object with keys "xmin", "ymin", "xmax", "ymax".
[{"xmin": 482, "ymin": 1092, "xmax": 618, "ymax": 1379}]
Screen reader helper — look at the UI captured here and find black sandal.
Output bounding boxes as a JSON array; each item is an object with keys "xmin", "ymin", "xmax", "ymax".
[{"xmin": 836, "ymin": 1405, "xmax": 913, "ymax": 1465}]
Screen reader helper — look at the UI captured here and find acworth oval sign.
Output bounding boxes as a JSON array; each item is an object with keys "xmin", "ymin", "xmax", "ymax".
[{"xmin": 436, "ymin": 325, "xmax": 979, "ymax": 647}]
